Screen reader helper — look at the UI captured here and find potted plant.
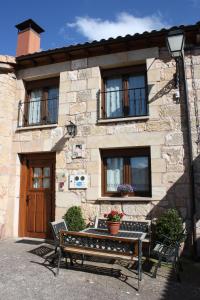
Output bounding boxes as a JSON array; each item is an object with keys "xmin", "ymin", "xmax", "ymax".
[
  {"xmin": 64, "ymin": 206, "xmax": 86, "ymax": 231},
  {"xmin": 117, "ymin": 184, "xmax": 135, "ymax": 197},
  {"xmin": 104, "ymin": 210, "xmax": 124, "ymax": 235},
  {"xmin": 155, "ymin": 209, "xmax": 184, "ymax": 243}
]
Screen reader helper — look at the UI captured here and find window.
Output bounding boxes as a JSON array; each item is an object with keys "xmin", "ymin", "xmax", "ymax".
[
  {"xmin": 101, "ymin": 65, "xmax": 147, "ymax": 119},
  {"xmin": 31, "ymin": 167, "xmax": 51, "ymax": 189},
  {"xmin": 101, "ymin": 148, "xmax": 151, "ymax": 197},
  {"xmin": 22, "ymin": 78, "xmax": 59, "ymax": 126}
]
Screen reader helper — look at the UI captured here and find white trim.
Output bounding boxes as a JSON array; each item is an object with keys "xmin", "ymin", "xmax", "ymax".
[
  {"xmin": 16, "ymin": 124, "xmax": 58, "ymax": 131},
  {"xmin": 97, "ymin": 116, "xmax": 149, "ymax": 124},
  {"xmin": 96, "ymin": 196, "xmax": 153, "ymax": 202}
]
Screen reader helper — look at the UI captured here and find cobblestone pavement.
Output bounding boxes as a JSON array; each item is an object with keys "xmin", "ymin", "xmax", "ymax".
[{"xmin": 0, "ymin": 239, "xmax": 200, "ymax": 300}]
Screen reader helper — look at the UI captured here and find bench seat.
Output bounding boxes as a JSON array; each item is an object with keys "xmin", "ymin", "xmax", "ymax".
[{"xmin": 62, "ymin": 246, "xmax": 137, "ymax": 261}]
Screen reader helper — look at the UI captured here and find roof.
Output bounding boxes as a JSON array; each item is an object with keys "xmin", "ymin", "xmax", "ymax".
[
  {"xmin": 15, "ymin": 19, "xmax": 45, "ymax": 34},
  {"xmin": 16, "ymin": 21, "xmax": 200, "ymax": 69}
]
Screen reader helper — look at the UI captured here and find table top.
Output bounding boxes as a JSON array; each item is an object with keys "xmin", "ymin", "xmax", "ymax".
[{"xmin": 81, "ymin": 228, "xmax": 146, "ymax": 240}]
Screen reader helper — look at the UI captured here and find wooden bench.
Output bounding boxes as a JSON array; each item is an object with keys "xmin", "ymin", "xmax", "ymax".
[
  {"xmin": 58, "ymin": 230, "xmax": 143, "ymax": 291},
  {"xmin": 94, "ymin": 218, "xmax": 151, "ymax": 256}
]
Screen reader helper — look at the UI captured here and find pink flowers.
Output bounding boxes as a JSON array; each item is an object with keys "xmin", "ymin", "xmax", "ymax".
[{"xmin": 104, "ymin": 210, "xmax": 124, "ymax": 222}]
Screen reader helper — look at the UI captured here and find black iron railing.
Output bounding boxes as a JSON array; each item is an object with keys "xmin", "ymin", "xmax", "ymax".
[
  {"xmin": 17, "ymin": 98, "xmax": 59, "ymax": 127},
  {"xmin": 98, "ymin": 87, "xmax": 147, "ymax": 119}
]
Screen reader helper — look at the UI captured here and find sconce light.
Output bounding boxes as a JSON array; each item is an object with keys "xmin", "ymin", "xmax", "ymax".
[
  {"xmin": 66, "ymin": 121, "xmax": 77, "ymax": 137},
  {"xmin": 166, "ymin": 29, "xmax": 185, "ymax": 58}
]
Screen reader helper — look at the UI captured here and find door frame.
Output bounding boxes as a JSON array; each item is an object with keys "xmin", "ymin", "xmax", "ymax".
[{"xmin": 18, "ymin": 152, "xmax": 56, "ymax": 237}]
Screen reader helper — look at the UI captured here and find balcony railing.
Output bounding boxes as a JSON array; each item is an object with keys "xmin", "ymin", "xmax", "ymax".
[
  {"xmin": 98, "ymin": 87, "xmax": 147, "ymax": 119},
  {"xmin": 17, "ymin": 98, "xmax": 59, "ymax": 128}
]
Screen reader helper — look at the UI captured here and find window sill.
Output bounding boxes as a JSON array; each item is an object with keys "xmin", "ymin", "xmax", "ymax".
[
  {"xmin": 16, "ymin": 124, "xmax": 58, "ymax": 132},
  {"xmin": 96, "ymin": 196, "xmax": 153, "ymax": 202},
  {"xmin": 97, "ymin": 116, "xmax": 149, "ymax": 124}
]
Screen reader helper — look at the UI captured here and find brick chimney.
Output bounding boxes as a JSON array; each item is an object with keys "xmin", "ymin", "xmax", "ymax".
[{"xmin": 15, "ymin": 19, "xmax": 44, "ymax": 57}]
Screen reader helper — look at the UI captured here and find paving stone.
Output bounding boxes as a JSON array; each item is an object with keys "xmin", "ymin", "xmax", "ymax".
[{"xmin": 0, "ymin": 240, "xmax": 200, "ymax": 300}]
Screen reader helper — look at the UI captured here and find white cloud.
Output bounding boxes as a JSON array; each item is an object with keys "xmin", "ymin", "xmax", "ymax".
[{"xmin": 65, "ymin": 12, "xmax": 170, "ymax": 41}]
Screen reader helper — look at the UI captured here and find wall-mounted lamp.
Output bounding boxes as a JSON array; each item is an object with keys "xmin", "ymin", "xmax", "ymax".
[
  {"xmin": 65, "ymin": 121, "xmax": 77, "ymax": 137},
  {"xmin": 166, "ymin": 29, "xmax": 185, "ymax": 58},
  {"xmin": 166, "ymin": 29, "xmax": 185, "ymax": 100}
]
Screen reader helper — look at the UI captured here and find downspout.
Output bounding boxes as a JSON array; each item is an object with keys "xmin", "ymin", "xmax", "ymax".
[{"xmin": 177, "ymin": 55, "xmax": 197, "ymax": 257}]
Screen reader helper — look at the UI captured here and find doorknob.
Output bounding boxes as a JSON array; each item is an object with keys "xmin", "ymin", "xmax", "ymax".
[{"xmin": 26, "ymin": 195, "xmax": 29, "ymax": 203}]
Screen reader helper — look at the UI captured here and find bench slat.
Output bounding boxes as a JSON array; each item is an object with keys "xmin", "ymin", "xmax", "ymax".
[{"xmin": 63, "ymin": 246, "xmax": 138, "ymax": 261}]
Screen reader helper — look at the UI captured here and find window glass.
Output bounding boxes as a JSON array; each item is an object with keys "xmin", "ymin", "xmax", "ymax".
[
  {"xmin": 105, "ymin": 78, "xmax": 123, "ymax": 118},
  {"xmin": 28, "ymin": 89, "xmax": 42, "ymax": 125},
  {"xmin": 130, "ymin": 157, "xmax": 149, "ymax": 191},
  {"xmin": 102, "ymin": 68, "xmax": 147, "ymax": 120},
  {"xmin": 102, "ymin": 148, "xmax": 151, "ymax": 196},
  {"xmin": 47, "ymin": 87, "xmax": 59, "ymax": 124},
  {"xmin": 33, "ymin": 168, "xmax": 42, "ymax": 177},
  {"xmin": 33, "ymin": 178, "xmax": 40, "ymax": 188},
  {"xmin": 106, "ymin": 158, "xmax": 123, "ymax": 191},
  {"xmin": 128, "ymin": 75, "xmax": 146, "ymax": 116},
  {"xmin": 43, "ymin": 178, "xmax": 50, "ymax": 188},
  {"xmin": 43, "ymin": 167, "xmax": 50, "ymax": 177}
]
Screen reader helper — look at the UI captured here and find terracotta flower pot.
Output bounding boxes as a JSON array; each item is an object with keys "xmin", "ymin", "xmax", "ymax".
[
  {"xmin": 107, "ymin": 221, "xmax": 120, "ymax": 235},
  {"xmin": 120, "ymin": 191, "xmax": 135, "ymax": 197},
  {"xmin": 121, "ymin": 192, "xmax": 129, "ymax": 197}
]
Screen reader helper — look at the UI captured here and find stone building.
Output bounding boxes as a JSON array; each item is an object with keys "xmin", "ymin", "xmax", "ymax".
[{"xmin": 1, "ymin": 19, "xmax": 200, "ymax": 254}]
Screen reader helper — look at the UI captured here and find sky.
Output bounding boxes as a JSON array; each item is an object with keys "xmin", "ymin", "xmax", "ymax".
[{"xmin": 1, "ymin": 0, "xmax": 200, "ymax": 56}]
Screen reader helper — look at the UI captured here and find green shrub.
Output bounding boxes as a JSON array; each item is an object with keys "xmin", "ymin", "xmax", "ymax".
[
  {"xmin": 156, "ymin": 209, "xmax": 183, "ymax": 242},
  {"xmin": 64, "ymin": 206, "xmax": 86, "ymax": 231}
]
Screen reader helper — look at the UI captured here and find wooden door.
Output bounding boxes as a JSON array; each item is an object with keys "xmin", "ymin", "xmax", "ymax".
[{"xmin": 19, "ymin": 153, "xmax": 55, "ymax": 239}]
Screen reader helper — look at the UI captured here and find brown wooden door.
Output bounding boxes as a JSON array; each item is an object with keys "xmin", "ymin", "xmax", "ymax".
[{"xmin": 19, "ymin": 153, "xmax": 55, "ymax": 239}]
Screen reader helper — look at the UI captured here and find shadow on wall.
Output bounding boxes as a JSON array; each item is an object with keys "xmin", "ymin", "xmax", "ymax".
[
  {"xmin": 0, "ymin": 224, "xmax": 5, "ymax": 239},
  {"xmin": 146, "ymin": 156, "xmax": 200, "ymax": 255},
  {"xmin": 51, "ymin": 136, "xmax": 69, "ymax": 153},
  {"xmin": 146, "ymin": 54, "xmax": 200, "ymax": 256}
]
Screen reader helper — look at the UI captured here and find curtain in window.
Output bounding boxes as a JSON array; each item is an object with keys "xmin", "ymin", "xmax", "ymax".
[
  {"xmin": 130, "ymin": 157, "xmax": 149, "ymax": 191},
  {"xmin": 28, "ymin": 89, "xmax": 42, "ymax": 125},
  {"xmin": 47, "ymin": 87, "xmax": 59, "ymax": 123},
  {"xmin": 105, "ymin": 78, "xmax": 123, "ymax": 118},
  {"xmin": 128, "ymin": 75, "xmax": 146, "ymax": 116},
  {"xmin": 106, "ymin": 158, "xmax": 123, "ymax": 191}
]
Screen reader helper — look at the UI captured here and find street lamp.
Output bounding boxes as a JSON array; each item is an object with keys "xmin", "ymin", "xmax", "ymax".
[
  {"xmin": 166, "ymin": 29, "xmax": 197, "ymax": 257},
  {"xmin": 166, "ymin": 29, "xmax": 185, "ymax": 58}
]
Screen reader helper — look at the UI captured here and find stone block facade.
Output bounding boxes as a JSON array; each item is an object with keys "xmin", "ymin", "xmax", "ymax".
[
  {"xmin": 0, "ymin": 56, "xmax": 16, "ymax": 239},
  {"xmin": 1, "ymin": 42, "xmax": 200, "ymax": 254}
]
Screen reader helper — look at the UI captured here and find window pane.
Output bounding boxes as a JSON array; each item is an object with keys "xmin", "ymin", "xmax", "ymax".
[
  {"xmin": 28, "ymin": 89, "xmax": 42, "ymax": 124},
  {"xmin": 33, "ymin": 168, "xmax": 42, "ymax": 177},
  {"xmin": 33, "ymin": 178, "xmax": 40, "ymax": 188},
  {"xmin": 43, "ymin": 167, "xmax": 50, "ymax": 177},
  {"xmin": 106, "ymin": 158, "xmax": 123, "ymax": 191},
  {"xmin": 105, "ymin": 78, "xmax": 123, "ymax": 118},
  {"xmin": 47, "ymin": 87, "xmax": 58, "ymax": 124},
  {"xmin": 130, "ymin": 157, "xmax": 149, "ymax": 191},
  {"xmin": 128, "ymin": 75, "xmax": 146, "ymax": 116},
  {"xmin": 43, "ymin": 178, "xmax": 50, "ymax": 188}
]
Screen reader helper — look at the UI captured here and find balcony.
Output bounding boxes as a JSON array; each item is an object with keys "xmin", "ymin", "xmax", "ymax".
[
  {"xmin": 17, "ymin": 97, "xmax": 58, "ymax": 128},
  {"xmin": 98, "ymin": 87, "xmax": 148, "ymax": 120}
]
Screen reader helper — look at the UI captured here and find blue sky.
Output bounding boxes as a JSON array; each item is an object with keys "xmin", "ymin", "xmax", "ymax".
[{"xmin": 1, "ymin": 0, "xmax": 200, "ymax": 55}]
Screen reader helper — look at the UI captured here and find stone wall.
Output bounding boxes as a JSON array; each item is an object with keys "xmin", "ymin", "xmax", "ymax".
[
  {"xmin": 5, "ymin": 46, "xmax": 200, "ymax": 254},
  {"xmin": 0, "ymin": 55, "xmax": 16, "ymax": 239}
]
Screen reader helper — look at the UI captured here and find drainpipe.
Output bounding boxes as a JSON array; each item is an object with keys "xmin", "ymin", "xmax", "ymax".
[{"xmin": 177, "ymin": 55, "xmax": 197, "ymax": 258}]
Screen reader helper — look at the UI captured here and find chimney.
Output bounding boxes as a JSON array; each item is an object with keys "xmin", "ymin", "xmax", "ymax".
[{"xmin": 15, "ymin": 19, "xmax": 44, "ymax": 56}]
